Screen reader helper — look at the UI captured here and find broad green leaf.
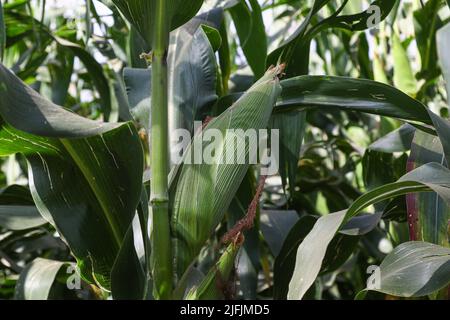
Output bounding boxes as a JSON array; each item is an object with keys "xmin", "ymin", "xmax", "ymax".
[
  {"xmin": 392, "ymin": 32, "xmax": 417, "ymax": 97},
  {"xmin": 287, "ymin": 211, "xmax": 346, "ymax": 300},
  {"xmin": 437, "ymin": 22, "xmax": 450, "ymax": 98},
  {"xmin": 229, "ymin": 0, "xmax": 267, "ymax": 78},
  {"xmin": 366, "ymin": 242, "xmax": 450, "ymax": 297},
  {"xmin": 0, "ymin": 184, "xmax": 46, "ymax": 230},
  {"xmin": 110, "ymin": 0, "xmax": 204, "ymax": 46},
  {"xmin": 276, "ymin": 76, "xmax": 430, "ymax": 124},
  {"xmin": 171, "ymin": 66, "xmax": 283, "ymax": 277},
  {"xmin": 0, "ymin": 64, "xmax": 144, "ymax": 290},
  {"xmin": 111, "ymin": 219, "xmax": 146, "ymax": 300},
  {"xmin": 275, "ymin": 76, "xmax": 450, "ymax": 166},
  {"xmin": 407, "ymin": 130, "xmax": 449, "ymax": 246},
  {"xmin": 288, "ymin": 162, "xmax": 450, "ymax": 299},
  {"xmin": 14, "ymin": 258, "xmax": 73, "ymax": 300}
]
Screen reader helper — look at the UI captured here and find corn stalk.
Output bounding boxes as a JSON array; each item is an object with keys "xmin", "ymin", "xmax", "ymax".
[{"xmin": 150, "ymin": 0, "xmax": 172, "ymax": 300}]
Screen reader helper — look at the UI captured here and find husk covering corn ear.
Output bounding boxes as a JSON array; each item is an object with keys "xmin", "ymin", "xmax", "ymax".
[{"xmin": 170, "ymin": 65, "xmax": 285, "ymax": 279}]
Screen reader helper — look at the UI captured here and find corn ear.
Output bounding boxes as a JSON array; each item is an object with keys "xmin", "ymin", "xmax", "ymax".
[
  {"xmin": 170, "ymin": 66, "xmax": 283, "ymax": 278},
  {"xmin": 185, "ymin": 243, "xmax": 239, "ymax": 300}
]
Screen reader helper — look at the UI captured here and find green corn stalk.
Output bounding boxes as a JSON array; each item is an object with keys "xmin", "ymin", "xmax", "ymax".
[
  {"xmin": 150, "ymin": 0, "xmax": 172, "ymax": 300},
  {"xmin": 170, "ymin": 65, "xmax": 284, "ymax": 279}
]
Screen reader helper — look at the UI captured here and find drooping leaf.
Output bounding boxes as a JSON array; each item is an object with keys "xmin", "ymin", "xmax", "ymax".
[
  {"xmin": 288, "ymin": 162, "xmax": 450, "ymax": 299},
  {"xmin": 365, "ymin": 242, "xmax": 450, "ymax": 297},
  {"xmin": 0, "ymin": 64, "xmax": 143, "ymax": 290},
  {"xmin": 14, "ymin": 258, "xmax": 73, "ymax": 300}
]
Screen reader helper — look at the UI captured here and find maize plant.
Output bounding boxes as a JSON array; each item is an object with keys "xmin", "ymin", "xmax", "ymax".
[{"xmin": 0, "ymin": 0, "xmax": 449, "ymax": 301}]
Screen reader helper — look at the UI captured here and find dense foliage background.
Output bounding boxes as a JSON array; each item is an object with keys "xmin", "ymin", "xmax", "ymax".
[{"xmin": 0, "ymin": 0, "xmax": 449, "ymax": 300}]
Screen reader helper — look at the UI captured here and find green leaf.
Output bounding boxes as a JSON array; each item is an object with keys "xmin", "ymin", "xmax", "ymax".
[
  {"xmin": 287, "ymin": 210, "xmax": 346, "ymax": 300},
  {"xmin": 229, "ymin": 0, "xmax": 267, "ymax": 78},
  {"xmin": 110, "ymin": 0, "xmax": 204, "ymax": 46},
  {"xmin": 275, "ymin": 76, "xmax": 450, "ymax": 166},
  {"xmin": 14, "ymin": 258, "xmax": 73, "ymax": 300},
  {"xmin": 170, "ymin": 66, "xmax": 283, "ymax": 277},
  {"xmin": 124, "ymin": 24, "xmax": 218, "ymax": 136},
  {"xmin": 276, "ymin": 76, "xmax": 430, "ymax": 124},
  {"xmin": 111, "ymin": 220, "xmax": 147, "ymax": 300},
  {"xmin": 260, "ymin": 210, "xmax": 299, "ymax": 257},
  {"xmin": 0, "ymin": 184, "xmax": 46, "ymax": 230},
  {"xmin": 0, "ymin": 64, "xmax": 144, "ymax": 290},
  {"xmin": 369, "ymin": 124, "xmax": 416, "ymax": 153},
  {"xmin": 366, "ymin": 242, "xmax": 450, "ymax": 297},
  {"xmin": 288, "ymin": 162, "xmax": 450, "ymax": 299},
  {"xmin": 273, "ymin": 215, "xmax": 317, "ymax": 299},
  {"xmin": 54, "ymin": 37, "xmax": 112, "ymax": 120},
  {"xmin": 437, "ymin": 22, "xmax": 450, "ymax": 98},
  {"xmin": 392, "ymin": 32, "xmax": 417, "ymax": 97},
  {"xmin": 407, "ymin": 130, "xmax": 449, "ymax": 246},
  {"xmin": 201, "ymin": 24, "xmax": 222, "ymax": 52},
  {"xmin": 413, "ymin": 0, "xmax": 442, "ymax": 83},
  {"xmin": 270, "ymin": 112, "xmax": 306, "ymax": 197}
]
